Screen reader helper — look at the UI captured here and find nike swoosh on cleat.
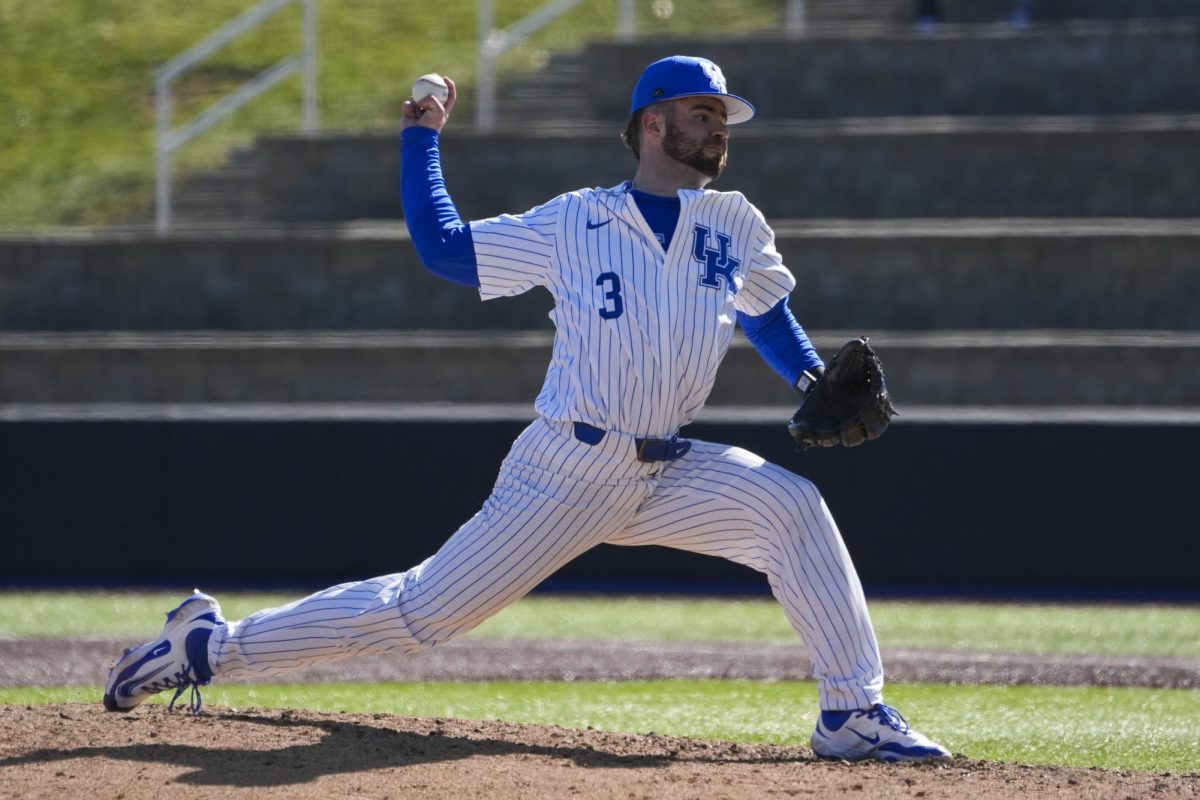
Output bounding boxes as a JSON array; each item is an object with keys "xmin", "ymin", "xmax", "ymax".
[
  {"xmin": 586, "ymin": 219, "xmax": 611, "ymax": 229},
  {"xmin": 118, "ymin": 663, "xmax": 170, "ymax": 697},
  {"xmin": 848, "ymin": 728, "xmax": 881, "ymax": 745},
  {"xmin": 877, "ymin": 741, "xmax": 949, "ymax": 761}
]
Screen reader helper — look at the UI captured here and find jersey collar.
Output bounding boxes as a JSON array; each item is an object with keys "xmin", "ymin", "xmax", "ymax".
[{"xmin": 607, "ymin": 180, "xmax": 710, "ymax": 201}]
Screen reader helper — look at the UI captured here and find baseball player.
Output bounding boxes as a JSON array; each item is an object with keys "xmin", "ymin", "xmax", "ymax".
[{"xmin": 103, "ymin": 56, "xmax": 949, "ymax": 763}]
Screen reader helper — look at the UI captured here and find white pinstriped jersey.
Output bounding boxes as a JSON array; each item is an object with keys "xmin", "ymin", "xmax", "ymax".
[
  {"xmin": 470, "ymin": 181, "xmax": 796, "ymax": 438},
  {"xmin": 208, "ymin": 177, "xmax": 887, "ymax": 714}
]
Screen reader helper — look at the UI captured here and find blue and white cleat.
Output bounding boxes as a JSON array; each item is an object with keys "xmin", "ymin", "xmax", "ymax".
[
  {"xmin": 102, "ymin": 590, "xmax": 224, "ymax": 714},
  {"xmin": 811, "ymin": 704, "xmax": 951, "ymax": 763}
]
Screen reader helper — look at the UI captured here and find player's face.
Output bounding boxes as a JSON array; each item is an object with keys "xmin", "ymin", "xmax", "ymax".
[{"xmin": 661, "ymin": 99, "xmax": 729, "ymax": 179}]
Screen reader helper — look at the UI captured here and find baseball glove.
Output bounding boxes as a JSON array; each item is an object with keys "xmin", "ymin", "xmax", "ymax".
[{"xmin": 788, "ymin": 337, "xmax": 897, "ymax": 451}]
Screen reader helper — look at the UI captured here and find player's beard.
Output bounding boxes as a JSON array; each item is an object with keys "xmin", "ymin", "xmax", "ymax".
[{"xmin": 662, "ymin": 116, "xmax": 727, "ymax": 179}]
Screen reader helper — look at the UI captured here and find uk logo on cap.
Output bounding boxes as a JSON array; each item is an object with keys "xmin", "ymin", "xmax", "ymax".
[{"xmin": 698, "ymin": 60, "xmax": 727, "ymax": 93}]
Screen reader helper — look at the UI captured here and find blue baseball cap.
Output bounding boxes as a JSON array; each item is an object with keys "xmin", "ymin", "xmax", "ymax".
[{"xmin": 629, "ymin": 56, "xmax": 755, "ymax": 125}]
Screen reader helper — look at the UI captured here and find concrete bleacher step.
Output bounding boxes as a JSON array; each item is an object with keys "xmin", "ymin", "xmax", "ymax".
[
  {"xmin": 493, "ymin": 53, "xmax": 590, "ymax": 126},
  {"xmin": 581, "ymin": 21, "xmax": 1200, "ymax": 121},
  {"xmin": 803, "ymin": 0, "xmax": 1200, "ymax": 25},
  {"xmin": 3, "ymin": 329, "xmax": 1198, "ymax": 407},
  {"xmin": 5, "ymin": 220, "xmax": 1197, "ymax": 332},
  {"xmin": 132, "ymin": 20, "xmax": 1200, "ymax": 225},
  {"xmin": 250, "ymin": 113, "xmax": 1200, "ymax": 222},
  {"xmin": 805, "ymin": 0, "xmax": 892, "ymax": 24},
  {"xmin": 169, "ymin": 163, "xmax": 263, "ymax": 225}
]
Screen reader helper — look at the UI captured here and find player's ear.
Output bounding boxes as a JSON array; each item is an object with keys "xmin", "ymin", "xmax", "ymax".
[{"xmin": 642, "ymin": 106, "xmax": 664, "ymax": 140}]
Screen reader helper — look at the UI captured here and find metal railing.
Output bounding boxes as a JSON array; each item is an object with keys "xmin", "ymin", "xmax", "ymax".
[
  {"xmin": 786, "ymin": 0, "xmax": 808, "ymax": 35},
  {"xmin": 474, "ymin": 0, "xmax": 808, "ymax": 132},
  {"xmin": 155, "ymin": 0, "xmax": 317, "ymax": 235},
  {"xmin": 474, "ymin": 0, "xmax": 635, "ymax": 131}
]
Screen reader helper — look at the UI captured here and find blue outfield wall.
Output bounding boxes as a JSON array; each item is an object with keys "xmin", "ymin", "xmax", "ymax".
[{"xmin": 1, "ymin": 417, "xmax": 1197, "ymax": 596}]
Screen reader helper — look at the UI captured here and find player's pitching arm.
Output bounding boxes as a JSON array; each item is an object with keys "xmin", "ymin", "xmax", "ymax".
[{"xmin": 400, "ymin": 75, "xmax": 481, "ymax": 289}]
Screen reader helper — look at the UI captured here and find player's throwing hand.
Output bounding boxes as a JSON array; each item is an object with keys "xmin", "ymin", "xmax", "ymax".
[{"xmin": 403, "ymin": 75, "xmax": 456, "ymax": 132}]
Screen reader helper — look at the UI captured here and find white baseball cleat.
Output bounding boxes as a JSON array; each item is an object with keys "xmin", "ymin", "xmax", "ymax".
[
  {"xmin": 102, "ymin": 590, "xmax": 224, "ymax": 714},
  {"xmin": 811, "ymin": 703, "xmax": 951, "ymax": 763}
]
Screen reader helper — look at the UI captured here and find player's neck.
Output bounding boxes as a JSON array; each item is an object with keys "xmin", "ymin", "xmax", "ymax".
[{"xmin": 632, "ymin": 154, "xmax": 712, "ymax": 196}]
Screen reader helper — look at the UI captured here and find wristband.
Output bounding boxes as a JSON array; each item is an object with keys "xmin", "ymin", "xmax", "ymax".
[{"xmin": 795, "ymin": 368, "xmax": 822, "ymax": 398}]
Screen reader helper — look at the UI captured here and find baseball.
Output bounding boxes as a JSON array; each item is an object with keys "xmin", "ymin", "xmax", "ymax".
[{"xmin": 412, "ymin": 73, "xmax": 449, "ymax": 104}]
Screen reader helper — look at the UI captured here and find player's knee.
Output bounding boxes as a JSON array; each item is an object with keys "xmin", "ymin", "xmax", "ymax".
[
  {"xmin": 774, "ymin": 474, "xmax": 833, "ymax": 539},
  {"xmin": 791, "ymin": 474, "xmax": 825, "ymax": 505},
  {"xmin": 402, "ymin": 592, "xmax": 491, "ymax": 647},
  {"xmin": 741, "ymin": 464, "xmax": 829, "ymax": 540},
  {"xmin": 767, "ymin": 465, "xmax": 824, "ymax": 509}
]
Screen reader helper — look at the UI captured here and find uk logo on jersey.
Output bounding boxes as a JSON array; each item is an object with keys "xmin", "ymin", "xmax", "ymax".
[{"xmin": 692, "ymin": 224, "xmax": 739, "ymax": 290}]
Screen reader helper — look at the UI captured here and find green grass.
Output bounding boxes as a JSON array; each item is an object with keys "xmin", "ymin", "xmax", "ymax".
[
  {"xmin": 0, "ymin": 591, "xmax": 300, "ymax": 638},
  {"xmin": 0, "ymin": 0, "xmax": 784, "ymax": 229},
  {"xmin": 4, "ymin": 591, "xmax": 1198, "ymax": 657},
  {"xmin": 6, "ymin": 682, "xmax": 1198, "ymax": 773},
  {"xmin": 475, "ymin": 596, "xmax": 1200, "ymax": 657}
]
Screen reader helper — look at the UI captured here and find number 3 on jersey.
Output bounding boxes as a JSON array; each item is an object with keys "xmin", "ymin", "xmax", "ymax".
[{"xmin": 596, "ymin": 272, "xmax": 624, "ymax": 319}]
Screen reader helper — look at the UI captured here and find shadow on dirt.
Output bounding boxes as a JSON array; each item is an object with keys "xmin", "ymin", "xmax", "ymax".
[{"xmin": 0, "ymin": 709, "xmax": 809, "ymax": 787}]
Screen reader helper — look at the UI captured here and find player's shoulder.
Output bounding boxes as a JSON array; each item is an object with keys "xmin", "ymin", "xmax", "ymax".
[
  {"xmin": 531, "ymin": 185, "xmax": 621, "ymax": 212},
  {"xmin": 692, "ymin": 188, "xmax": 770, "ymax": 224},
  {"xmin": 703, "ymin": 187, "xmax": 749, "ymax": 201},
  {"xmin": 497, "ymin": 190, "xmax": 576, "ymax": 222},
  {"xmin": 564, "ymin": 183, "xmax": 628, "ymax": 202},
  {"xmin": 543, "ymin": 184, "xmax": 631, "ymax": 222},
  {"xmin": 691, "ymin": 187, "xmax": 755, "ymax": 207}
]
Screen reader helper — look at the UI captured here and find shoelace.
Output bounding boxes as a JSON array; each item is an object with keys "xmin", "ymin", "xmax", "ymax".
[
  {"xmin": 860, "ymin": 704, "xmax": 911, "ymax": 733},
  {"xmin": 168, "ymin": 682, "xmax": 204, "ymax": 714},
  {"xmin": 141, "ymin": 663, "xmax": 205, "ymax": 714}
]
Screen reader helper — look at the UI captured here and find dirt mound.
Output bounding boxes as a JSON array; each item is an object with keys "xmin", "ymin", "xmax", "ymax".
[{"xmin": 1, "ymin": 704, "xmax": 1193, "ymax": 799}]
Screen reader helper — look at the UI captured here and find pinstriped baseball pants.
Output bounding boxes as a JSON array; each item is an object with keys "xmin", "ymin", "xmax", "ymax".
[{"xmin": 210, "ymin": 416, "xmax": 884, "ymax": 711}]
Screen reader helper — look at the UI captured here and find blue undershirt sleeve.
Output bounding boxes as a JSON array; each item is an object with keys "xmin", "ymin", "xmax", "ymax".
[
  {"xmin": 400, "ymin": 126, "xmax": 479, "ymax": 288},
  {"xmin": 737, "ymin": 297, "xmax": 824, "ymax": 388}
]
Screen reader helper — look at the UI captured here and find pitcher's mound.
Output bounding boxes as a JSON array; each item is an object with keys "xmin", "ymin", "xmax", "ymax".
[{"xmin": 0, "ymin": 704, "xmax": 1189, "ymax": 799}]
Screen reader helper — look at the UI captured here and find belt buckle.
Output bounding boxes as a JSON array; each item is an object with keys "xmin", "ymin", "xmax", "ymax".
[{"xmin": 636, "ymin": 434, "xmax": 678, "ymax": 463}]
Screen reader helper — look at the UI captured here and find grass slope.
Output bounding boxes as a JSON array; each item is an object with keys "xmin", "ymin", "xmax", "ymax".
[{"xmin": 0, "ymin": 0, "xmax": 782, "ymax": 228}]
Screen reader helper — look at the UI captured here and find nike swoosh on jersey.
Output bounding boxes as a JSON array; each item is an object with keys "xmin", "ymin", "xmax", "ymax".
[{"xmin": 586, "ymin": 219, "xmax": 612, "ymax": 229}]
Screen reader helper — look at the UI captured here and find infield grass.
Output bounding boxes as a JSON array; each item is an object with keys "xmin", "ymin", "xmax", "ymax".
[
  {"xmin": 3, "ymin": 591, "xmax": 1198, "ymax": 658},
  {"xmin": 5, "ymin": 682, "xmax": 1198, "ymax": 773}
]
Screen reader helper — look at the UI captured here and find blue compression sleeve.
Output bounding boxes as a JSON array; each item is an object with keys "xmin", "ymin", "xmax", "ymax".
[
  {"xmin": 738, "ymin": 298, "xmax": 824, "ymax": 387},
  {"xmin": 400, "ymin": 126, "xmax": 479, "ymax": 288}
]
